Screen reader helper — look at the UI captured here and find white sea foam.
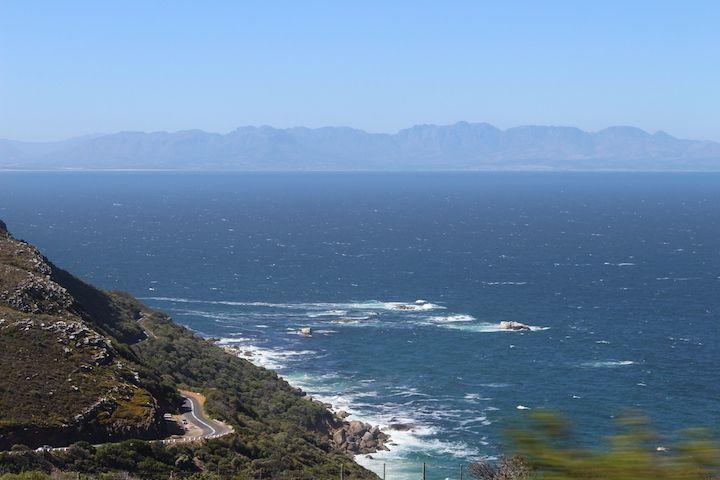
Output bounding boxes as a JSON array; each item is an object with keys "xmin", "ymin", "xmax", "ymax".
[
  {"xmin": 285, "ymin": 372, "xmax": 482, "ymax": 479},
  {"xmin": 142, "ymin": 296, "xmax": 444, "ymax": 312},
  {"xmin": 306, "ymin": 310, "xmax": 348, "ymax": 318},
  {"xmin": 463, "ymin": 393, "xmax": 493, "ymax": 402},
  {"xmin": 425, "ymin": 314, "xmax": 476, "ymax": 323},
  {"xmin": 439, "ymin": 322, "xmax": 549, "ymax": 333},
  {"xmin": 221, "ymin": 341, "xmax": 316, "ymax": 370},
  {"xmin": 582, "ymin": 360, "xmax": 636, "ymax": 368}
]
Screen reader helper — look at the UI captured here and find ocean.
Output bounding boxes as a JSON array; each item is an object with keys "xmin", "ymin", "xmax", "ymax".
[{"xmin": 1, "ymin": 172, "xmax": 718, "ymax": 479}]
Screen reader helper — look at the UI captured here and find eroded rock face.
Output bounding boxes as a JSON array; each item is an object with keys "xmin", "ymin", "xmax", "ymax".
[
  {"xmin": 0, "ymin": 228, "xmax": 74, "ymax": 315},
  {"xmin": 0, "ymin": 266, "xmax": 74, "ymax": 314}
]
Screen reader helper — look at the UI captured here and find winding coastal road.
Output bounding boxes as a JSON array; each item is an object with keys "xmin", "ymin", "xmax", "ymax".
[
  {"xmin": 2, "ymin": 391, "xmax": 233, "ymax": 454},
  {"xmin": 174, "ymin": 390, "xmax": 234, "ymax": 440},
  {"xmin": 2, "ymin": 318, "xmax": 234, "ymax": 453}
]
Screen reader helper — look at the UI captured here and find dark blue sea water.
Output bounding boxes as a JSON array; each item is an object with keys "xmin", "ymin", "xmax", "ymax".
[{"xmin": 1, "ymin": 172, "xmax": 719, "ymax": 479}]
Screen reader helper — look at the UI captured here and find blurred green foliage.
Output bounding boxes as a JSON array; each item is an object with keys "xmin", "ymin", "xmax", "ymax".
[{"xmin": 501, "ymin": 411, "xmax": 720, "ymax": 480}]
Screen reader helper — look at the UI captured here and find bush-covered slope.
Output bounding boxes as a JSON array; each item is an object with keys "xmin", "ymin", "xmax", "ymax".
[
  {"xmin": 0, "ymin": 221, "xmax": 377, "ymax": 479},
  {"xmin": 131, "ymin": 308, "xmax": 374, "ymax": 479}
]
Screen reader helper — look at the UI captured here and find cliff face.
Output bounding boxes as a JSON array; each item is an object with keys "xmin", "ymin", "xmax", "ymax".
[{"xmin": 0, "ymin": 225, "xmax": 166, "ymax": 449}]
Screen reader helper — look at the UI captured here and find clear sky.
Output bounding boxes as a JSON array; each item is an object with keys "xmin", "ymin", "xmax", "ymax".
[{"xmin": 1, "ymin": 1, "xmax": 718, "ymax": 142}]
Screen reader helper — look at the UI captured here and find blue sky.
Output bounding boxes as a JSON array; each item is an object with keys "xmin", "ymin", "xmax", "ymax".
[{"xmin": 1, "ymin": 1, "xmax": 718, "ymax": 141}]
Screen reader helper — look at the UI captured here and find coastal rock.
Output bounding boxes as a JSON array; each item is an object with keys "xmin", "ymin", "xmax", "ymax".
[
  {"xmin": 332, "ymin": 429, "xmax": 346, "ymax": 445},
  {"xmin": 499, "ymin": 321, "xmax": 531, "ymax": 331},
  {"xmin": 331, "ymin": 419, "xmax": 390, "ymax": 455},
  {"xmin": 389, "ymin": 422, "xmax": 417, "ymax": 431},
  {"xmin": 348, "ymin": 420, "xmax": 367, "ymax": 435},
  {"xmin": 336, "ymin": 410, "xmax": 350, "ymax": 419}
]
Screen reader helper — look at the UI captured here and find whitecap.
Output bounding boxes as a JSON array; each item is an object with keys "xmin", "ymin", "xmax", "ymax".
[
  {"xmin": 306, "ymin": 310, "xmax": 348, "ymax": 318},
  {"xmin": 440, "ymin": 322, "xmax": 549, "ymax": 333},
  {"xmin": 220, "ymin": 342, "xmax": 316, "ymax": 370},
  {"xmin": 582, "ymin": 360, "xmax": 636, "ymax": 368},
  {"xmin": 142, "ymin": 296, "xmax": 445, "ymax": 313},
  {"xmin": 425, "ymin": 314, "xmax": 476, "ymax": 323}
]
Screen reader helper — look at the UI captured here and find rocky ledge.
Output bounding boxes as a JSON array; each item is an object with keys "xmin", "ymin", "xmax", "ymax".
[{"xmin": 331, "ymin": 418, "xmax": 390, "ymax": 455}]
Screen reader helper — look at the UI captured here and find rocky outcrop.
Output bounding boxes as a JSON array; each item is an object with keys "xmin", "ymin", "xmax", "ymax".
[
  {"xmin": 331, "ymin": 419, "xmax": 390, "ymax": 455},
  {"xmin": 0, "ymin": 227, "xmax": 74, "ymax": 315},
  {"xmin": 0, "ymin": 267, "xmax": 74, "ymax": 314},
  {"xmin": 499, "ymin": 321, "xmax": 531, "ymax": 331}
]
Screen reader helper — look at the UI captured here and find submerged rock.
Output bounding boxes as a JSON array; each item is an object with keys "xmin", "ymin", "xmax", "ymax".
[{"xmin": 389, "ymin": 422, "xmax": 417, "ymax": 431}]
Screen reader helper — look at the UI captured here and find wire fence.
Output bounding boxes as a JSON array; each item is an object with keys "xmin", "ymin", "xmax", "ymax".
[{"xmin": 343, "ymin": 461, "xmax": 471, "ymax": 480}]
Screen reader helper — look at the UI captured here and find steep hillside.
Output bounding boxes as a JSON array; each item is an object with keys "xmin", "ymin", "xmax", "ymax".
[
  {"xmin": 0, "ymin": 220, "xmax": 377, "ymax": 479},
  {"xmin": 0, "ymin": 220, "xmax": 171, "ymax": 449}
]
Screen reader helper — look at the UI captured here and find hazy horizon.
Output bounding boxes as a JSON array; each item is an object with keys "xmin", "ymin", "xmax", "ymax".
[{"xmin": 1, "ymin": 120, "xmax": 717, "ymax": 144}]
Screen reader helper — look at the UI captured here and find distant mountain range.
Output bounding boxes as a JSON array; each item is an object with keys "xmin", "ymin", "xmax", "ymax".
[{"xmin": 2, "ymin": 122, "xmax": 720, "ymax": 171}]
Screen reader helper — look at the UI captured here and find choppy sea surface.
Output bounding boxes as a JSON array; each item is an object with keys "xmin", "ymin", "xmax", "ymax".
[{"xmin": 2, "ymin": 172, "xmax": 719, "ymax": 479}]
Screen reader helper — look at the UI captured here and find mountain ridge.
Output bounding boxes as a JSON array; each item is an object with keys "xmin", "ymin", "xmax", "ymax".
[{"xmin": 2, "ymin": 122, "xmax": 720, "ymax": 171}]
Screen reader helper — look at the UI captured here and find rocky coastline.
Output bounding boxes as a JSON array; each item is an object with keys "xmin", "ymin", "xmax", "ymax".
[{"xmin": 220, "ymin": 344, "xmax": 391, "ymax": 456}]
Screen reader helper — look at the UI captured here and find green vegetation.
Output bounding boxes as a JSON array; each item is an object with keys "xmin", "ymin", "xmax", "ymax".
[
  {"xmin": 129, "ymin": 306, "xmax": 375, "ymax": 479},
  {"xmin": 467, "ymin": 411, "xmax": 720, "ymax": 480},
  {"xmin": 1, "ymin": 226, "xmax": 377, "ymax": 479}
]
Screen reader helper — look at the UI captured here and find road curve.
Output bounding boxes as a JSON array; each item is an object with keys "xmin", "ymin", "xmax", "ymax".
[
  {"xmin": 178, "ymin": 390, "xmax": 234, "ymax": 439},
  {"xmin": 1, "ymin": 391, "xmax": 233, "ymax": 454}
]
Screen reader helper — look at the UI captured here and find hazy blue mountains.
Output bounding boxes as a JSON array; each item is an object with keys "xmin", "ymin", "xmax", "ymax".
[{"xmin": 2, "ymin": 122, "xmax": 719, "ymax": 171}]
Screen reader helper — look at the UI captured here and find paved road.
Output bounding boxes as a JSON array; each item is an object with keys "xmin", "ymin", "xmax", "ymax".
[
  {"xmin": 177, "ymin": 391, "xmax": 234, "ymax": 439},
  {"xmin": 2, "ymin": 392, "xmax": 233, "ymax": 454}
]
